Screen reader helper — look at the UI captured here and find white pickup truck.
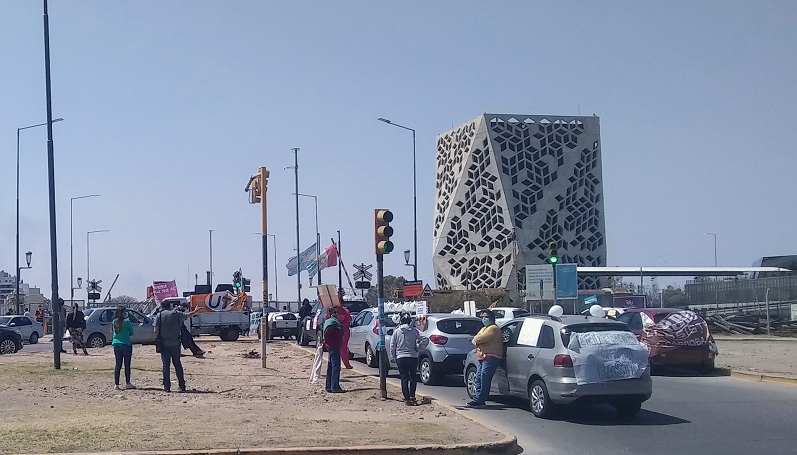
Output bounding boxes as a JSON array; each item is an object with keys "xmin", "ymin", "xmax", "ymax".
[{"xmin": 153, "ymin": 297, "xmax": 250, "ymax": 342}]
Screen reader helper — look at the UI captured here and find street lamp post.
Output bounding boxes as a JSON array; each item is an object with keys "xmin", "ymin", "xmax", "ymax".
[
  {"xmin": 86, "ymin": 230, "xmax": 109, "ymax": 286},
  {"xmin": 15, "ymin": 118, "xmax": 63, "ymax": 317},
  {"xmin": 267, "ymin": 234, "xmax": 278, "ymax": 302},
  {"xmin": 294, "ymin": 193, "xmax": 320, "ymax": 283},
  {"xmin": 70, "ymin": 194, "xmax": 99, "ymax": 304},
  {"xmin": 15, "ymin": 252, "xmax": 33, "ymax": 314},
  {"xmin": 378, "ymin": 117, "xmax": 418, "ymax": 281},
  {"xmin": 403, "ymin": 249, "xmax": 417, "ymax": 281},
  {"xmin": 704, "ymin": 232, "xmax": 719, "ymax": 311}
]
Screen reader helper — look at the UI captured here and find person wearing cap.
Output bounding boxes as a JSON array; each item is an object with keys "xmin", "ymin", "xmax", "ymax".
[
  {"xmin": 468, "ymin": 309, "xmax": 503, "ymax": 408},
  {"xmin": 390, "ymin": 310, "xmax": 421, "ymax": 405}
]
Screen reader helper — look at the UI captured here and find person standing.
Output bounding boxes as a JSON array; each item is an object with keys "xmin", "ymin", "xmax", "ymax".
[
  {"xmin": 390, "ymin": 310, "xmax": 421, "ymax": 405},
  {"xmin": 298, "ymin": 299, "xmax": 312, "ymax": 320},
  {"xmin": 176, "ymin": 302, "xmax": 204, "ymax": 357},
  {"xmin": 468, "ymin": 309, "xmax": 503, "ymax": 408},
  {"xmin": 111, "ymin": 306, "xmax": 135, "ymax": 390},
  {"xmin": 66, "ymin": 302, "xmax": 89, "ymax": 355},
  {"xmin": 23, "ymin": 308, "xmax": 31, "ymax": 317},
  {"xmin": 336, "ymin": 304, "xmax": 353, "ymax": 369},
  {"xmin": 58, "ymin": 299, "xmax": 67, "ymax": 353},
  {"xmin": 322, "ymin": 306, "xmax": 344, "ymax": 393},
  {"xmin": 154, "ymin": 300, "xmax": 198, "ymax": 392}
]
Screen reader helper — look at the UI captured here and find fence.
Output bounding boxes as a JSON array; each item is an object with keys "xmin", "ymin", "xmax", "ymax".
[{"xmin": 685, "ymin": 275, "xmax": 797, "ymax": 306}]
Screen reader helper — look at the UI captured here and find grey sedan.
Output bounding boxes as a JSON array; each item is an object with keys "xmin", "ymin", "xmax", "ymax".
[{"xmin": 67, "ymin": 307, "xmax": 156, "ymax": 348}]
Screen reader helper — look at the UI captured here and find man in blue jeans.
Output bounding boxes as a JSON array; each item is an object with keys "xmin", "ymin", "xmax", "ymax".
[
  {"xmin": 154, "ymin": 300, "xmax": 198, "ymax": 392},
  {"xmin": 469, "ymin": 309, "xmax": 503, "ymax": 408}
]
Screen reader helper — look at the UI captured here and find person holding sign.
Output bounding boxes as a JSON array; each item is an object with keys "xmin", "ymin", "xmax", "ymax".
[{"xmin": 468, "ymin": 309, "xmax": 503, "ymax": 408}]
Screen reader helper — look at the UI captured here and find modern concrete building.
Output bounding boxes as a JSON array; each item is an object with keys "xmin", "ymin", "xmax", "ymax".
[{"xmin": 433, "ymin": 113, "xmax": 607, "ymax": 295}]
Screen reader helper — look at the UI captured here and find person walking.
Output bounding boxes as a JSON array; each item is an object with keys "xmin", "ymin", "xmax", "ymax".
[
  {"xmin": 390, "ymin": 310, "xmax": 421, "ymax": 405},
  {"xmin": 468, "ymin": 309, "xmax": 503, "ymax": 408},
  {"xmin": 111, "ymin": 306, "xmax": 135, "ymax": 390},
  {"xmin": 336, "ymin": 304, "xmax": 353, "ymax": 369},
  {"xmin": 154, "ymin": 300, "xmax": 198, "ymax": 392},
  {"xmin": 322, "ymin": 306, "xmax": 344, "ymax": 393},
  {"xmin": 66, "ymin": 302, "xmax": 89, "ymax": 355}
]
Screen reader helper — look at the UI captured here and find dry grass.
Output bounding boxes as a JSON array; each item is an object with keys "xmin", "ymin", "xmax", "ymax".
[{"xmin": 0, "ymin": 340, "xmax": 497, "ymax": 454}]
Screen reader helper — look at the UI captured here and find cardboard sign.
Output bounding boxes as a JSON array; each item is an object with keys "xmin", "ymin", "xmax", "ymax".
[{"xmin": 317, "ymin": 284, "xmax": 339, "ymax": 308}]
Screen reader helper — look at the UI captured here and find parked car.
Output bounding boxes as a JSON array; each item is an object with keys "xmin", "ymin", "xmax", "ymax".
[
  {"xmin": 0, "ymin": 315, "xmax": 44, "ymax": 344},
  {"xmin": 265, "ymin": 311, "xmax": 300, "ymax": 340},
  {"xmin": 477, "ymin": 307, "xmax": 531, "ymax": 327},
  {"xmin": 580, "ymin": 307, "xmax": 626, "ymax": 319},
  {"xmin": 73, "ymin": 307, "xmax": 156, "ymax": 348},
  {"xmin": 348, "ymin": 308, "xmax": 416, "ymax": 368},
  {"xmin": 464, "ymin": 315, "xmax": 652, "ymax": 419},
  {"xmin": 0, "ymin": 326, "xmax": 23, "ymax": 354},
  {"xmin": 417, "ymin": 314, "xmax": 483, "ymax": 385},
  {"xmin": 616, "ymin": 308, "xmax": 718, "ymax": 372},
  {"xmin": 298, "ymin": 299, "xmax": 372, "ymax": 347}
]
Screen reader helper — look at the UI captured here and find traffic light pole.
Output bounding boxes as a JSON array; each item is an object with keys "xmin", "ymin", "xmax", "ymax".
[
  {"xmin": 376, "ymin": 252, "xmax": 387, "ymax": 399},
  {"xmin": 260, "ymin": 167, "xmax": 269, "ymax": 369}
]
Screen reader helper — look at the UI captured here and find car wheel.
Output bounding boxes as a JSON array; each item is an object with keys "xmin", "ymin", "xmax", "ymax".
[
  {"xmin": 29, "ymin": 332, "xmax": 39, "ymax": 344},
  {"xmin": 87, "ymin": 333, "xmax": 106, "ymax": 349},
  {"xmin": 529, "ymin": 380, "xmax": 556, "ymax": 419},
  {"xmin": 0, "ymin": 338, "xmax": 18, "ymax": 354},
  {"xmin": 465, "ymin": 366, "xmax": 478, "ymax": 400},
  {"xmin": 615, "ymin": 400, "xmax": 643, "ymax": 418},
  {"xmin": 365, "ymin": 344, "xmax": 378, "ymax": 368},
  {"xmin": 419, "ymin": 357, "xmax": 438, "ymax": 385},
  {"xmin": 700, "ymin": 358, "xmax": 715, "ymax": 374},
  {"xmin": 298, "ymin": 330, "xmax": 309, "ymax": 346},
  {"xmin": 220, "ymin": 327, "xmax": 240, "ymax": 342}
]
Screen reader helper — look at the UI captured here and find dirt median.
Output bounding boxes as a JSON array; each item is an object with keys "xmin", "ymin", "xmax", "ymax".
[
  {"xmin": 715, "ymin": 338, "xmax": 797, "ymax": 378},
  {"xmin": 0, "ymin": 340, "xmax": 500, "ymax": 454}
]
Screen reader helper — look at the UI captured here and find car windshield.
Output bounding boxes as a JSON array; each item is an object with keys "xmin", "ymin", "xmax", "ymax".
[
  {"xmin": 436, "ymin": 319, "xmax": 482, "ymax": 335},
  {"xmin": 0, "ymin": 317, "xmax": 11, "ymax": 326},
  {"xmin": 84, "ymin": 309, "xmax": 94, "ymax": 317},
  {"xmin": 560, "ymin": 323, "xmax": 631, "ymax": 346},
  {"xmin": 653, "ymin": 313, "xmax": 671, "ymax": 324}
]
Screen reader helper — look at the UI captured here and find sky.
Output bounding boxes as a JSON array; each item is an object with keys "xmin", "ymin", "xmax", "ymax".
[{"xmin": 1, "ymin": 1, "xmax": 795, "ymax": 302}]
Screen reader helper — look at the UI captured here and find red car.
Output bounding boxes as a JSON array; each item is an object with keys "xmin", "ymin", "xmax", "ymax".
[{"xmin": 616, "ymin": 308, "xmax": 718, "ymax": 372}]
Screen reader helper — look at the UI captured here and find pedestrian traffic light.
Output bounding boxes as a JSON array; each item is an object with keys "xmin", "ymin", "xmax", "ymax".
[
  {"xmin": 548, "ymin": 242, "xmax": 559, "ymax": 266},
  {"xmin": 233, "ymin": 270, "xmax": 242, "ymax": 289},
  {"xmin": 374, "ymin": 209, "xmax": 394, "ymax": 255},
  {"xmin": 242, "ymin": 277, "xmax": 251, "ymax": 293}
]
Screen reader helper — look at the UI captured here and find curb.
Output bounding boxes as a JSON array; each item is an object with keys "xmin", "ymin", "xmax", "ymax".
[
  {"xmin": 718, "ymin": 367, "xmax": 797, "ymax": 386},
  {"xmin": 288, "ymin": 343, "xmax": 521, "ymax": 455},
  {"xmin": 714, "ymin": 337, "xmax": 797, "ymax": 343},
  {"xmin": 26, "ymin": 446, "xmax": 513, "ymax": 455}
]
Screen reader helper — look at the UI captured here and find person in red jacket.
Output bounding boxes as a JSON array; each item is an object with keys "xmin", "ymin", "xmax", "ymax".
[
  {"xmin": 336, "ymin": 303, "xmax": 353, "ymax": 369},
  {"xmin": 322, "ymin": 307, "xmax": 345, "ymax": 393}
]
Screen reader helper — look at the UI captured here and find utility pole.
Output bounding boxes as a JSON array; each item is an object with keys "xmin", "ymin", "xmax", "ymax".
[
  {"xmin": 209, "ymin": 229, "xmax": 214, "ymax": 290},
  {"xmin": 374, "ymin": 209, "xmax": 394, "ymax": 400},
  {"xmin": 337, "ymin": 230, "xmax": 342, "ymax": 296}
]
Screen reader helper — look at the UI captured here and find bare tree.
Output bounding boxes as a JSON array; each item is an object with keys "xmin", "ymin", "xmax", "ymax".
[{"xmin": 108, "ymin": 295, "xmax": 138, "ymax": 304}]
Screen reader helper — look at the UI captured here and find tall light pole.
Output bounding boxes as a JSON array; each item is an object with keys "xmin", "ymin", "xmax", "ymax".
[
  {"xmin": 15, "ymin": 118, "xmax": 63, "ymax": 318},
  {"xmin": 704, "ymin": 232, "xmax": 718, "ymax": 268},
  {"xmin": 70, "ymin": 194, "xmax": 99, "ymax": 304},
  {"xmin": 294, "ymin": 193, "xmax": 320, "ymax": 283},
  {"xmin": 86, "ymin": 230, "xmax": 109, "ymax": 285},
  {"xmin": 377, "ymin": 118, "xmax": 418, "ymax": 280},
  {"xmin": 285, "ymin": 148, "xmax": 301, "ymax": 301},
  {"xmin": 704, "ymin": 232, "xmax": 719, "ymax": 311},
  {"xmin": 403, "ymin": 249, "xmax": 417, "ymax": 281}
]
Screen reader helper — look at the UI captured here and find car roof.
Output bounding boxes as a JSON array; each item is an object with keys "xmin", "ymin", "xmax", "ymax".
[
  {"xmin": 479, "ymin": 307, "xmax": 528, "ymax": 312},
  {"xmin": 427, "ymin": 313, "xmax": 480, "ymax": 320},
  {"xmin": 504, "ymin": 314, "xmax": 629, "ymax": 328}
]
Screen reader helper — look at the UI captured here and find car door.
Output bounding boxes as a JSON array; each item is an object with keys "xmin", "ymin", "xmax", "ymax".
[
  {"xmin": 97, "ymin": 309, "xmax": 115, "ymax": 340},
  {"xmin": 491, "ymin": 320, "xmax": 521, "ymax": 396},
  {"xmin": 11, "ymin": 317, "xmax": 32, "ymax": 340},
  {"xmin": 126, "ymin": 310, "xmax": 152, "ymax": 344},
  {"xmin": 617, "ymin": 312, "xmax": 643, "ymax": 338},
  {"xmin": 505, "ymin": 319, "xmax": 544, "ymax": 395},
  {"xmin": 354, "ymin": 311, "xmax": 375, "ymax": 356},
  {"xmin": 348, "ymin": 311, "xmax": 367, "ymax": 357}
]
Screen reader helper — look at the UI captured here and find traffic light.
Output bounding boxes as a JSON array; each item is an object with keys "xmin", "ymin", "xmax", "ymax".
[
  {"xmin": 547, "ymin": 242, "xmax": 559, "ymax": 266},
  {"xmin": 233, "ymin": 270, "xmax": 242, "ymax": 289},
  {"xmin": 242, "ymin": 277, "xmax": 251, "ymax": 293},
  {"xmin": 374, "ymin": 209, "xmax": 394, "ymax": 255}
]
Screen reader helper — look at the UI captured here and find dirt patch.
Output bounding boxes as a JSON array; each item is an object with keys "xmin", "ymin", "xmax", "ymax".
[
  {"xmin": 715, "ymin": 338, "xmax": 797, "ymax": 377},
  {"xmin": 0, "ymin": 340, "xmax": 498, "ymax": 454}
]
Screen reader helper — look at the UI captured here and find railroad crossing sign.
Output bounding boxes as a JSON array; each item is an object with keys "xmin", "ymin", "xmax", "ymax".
[{"xmin": 353, "ymin": 263, "xmax": 373, "ymax": 282}]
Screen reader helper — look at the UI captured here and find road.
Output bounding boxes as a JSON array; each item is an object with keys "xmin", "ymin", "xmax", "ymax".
[{"xmin": 302, "ymin": 345, "xmax": 797, "ymax": 455}]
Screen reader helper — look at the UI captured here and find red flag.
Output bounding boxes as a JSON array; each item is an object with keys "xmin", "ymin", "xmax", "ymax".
[{"xmin": 324, "ymin": 243, "xmax": 338, "ymax": 267}]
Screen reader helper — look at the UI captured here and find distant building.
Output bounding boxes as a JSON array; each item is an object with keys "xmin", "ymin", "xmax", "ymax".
[
  {"xmin": 433, "ymin": 114, "xmax": 607, "ymax": 295},
  {"xmin": 0, "ymin": 270, "xmax": 45, "ymax": 314},
  {"xmin": 0, "ymin": 270, "xmax": 16, "ymax": 305}
]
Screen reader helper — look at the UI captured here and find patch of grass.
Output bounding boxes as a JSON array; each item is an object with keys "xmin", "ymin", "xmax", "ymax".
[{"xmin": 0, "ymin": 362, "xmax": 109, "ymax": 381}]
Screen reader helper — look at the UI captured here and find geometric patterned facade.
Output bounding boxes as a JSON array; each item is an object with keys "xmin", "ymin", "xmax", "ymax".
[{"xmin": 433, "ymin": 114, "xmax": 607, "ymax": 295}]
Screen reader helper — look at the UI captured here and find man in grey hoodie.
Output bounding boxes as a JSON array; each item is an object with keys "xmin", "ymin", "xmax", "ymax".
[{"xmin": 390, "ymin": 311, "xmax": 421, "ymax": 405}]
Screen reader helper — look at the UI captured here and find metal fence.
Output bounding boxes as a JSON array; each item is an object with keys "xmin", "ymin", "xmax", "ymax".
[{"xmin": 685, "ymin": 275, "xmax": 797, "ymax": 306}]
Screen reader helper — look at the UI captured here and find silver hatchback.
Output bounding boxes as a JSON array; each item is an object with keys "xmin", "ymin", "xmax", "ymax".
[
  {"xmin": 464, "ymin": 315, "xmax": 652, "ymax": 419},
  {"xmin": 348, "ymin": 308, "xmax": 415, "ymax": 369},
  {"xmin": 417, "ymin": 314, "xmax": 483, "ymax": 385},
  {"xmin": 71, "ymin": 307, "xmax": 156, "ymax": 348}
]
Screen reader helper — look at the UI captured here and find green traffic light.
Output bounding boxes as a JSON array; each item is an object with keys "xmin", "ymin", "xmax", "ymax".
[
  {"xmin": 235, "ymin": 282, "xmax": 241, "ymax": 288},
  {"xmin": 549, "ymin": 256, "xmax": 559, "ymax": 264}
]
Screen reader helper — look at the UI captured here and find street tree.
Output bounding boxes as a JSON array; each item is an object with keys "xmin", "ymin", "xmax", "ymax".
[
  {"xmin": 365, "ymin": 275, "xmax": 406, "ymax": 306},
  {"xmin": 109, "ymin": 295, "xmax": 138, "ymax": 304}
]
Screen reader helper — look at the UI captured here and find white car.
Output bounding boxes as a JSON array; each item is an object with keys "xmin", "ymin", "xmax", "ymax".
[
  {"xmin": 478, "ymin": 307, "xmax": 531, "ymax": 327},
  {"xmin": 0, "ymin": 315, "xmax": 44, "ymax": 344}
]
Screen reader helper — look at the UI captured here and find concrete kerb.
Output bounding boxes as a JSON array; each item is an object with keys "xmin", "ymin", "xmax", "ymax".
[
  {"xmin": 717, "ymin": 367, "xmax": 797, "ymax": 386},
  {"xmin": 714, "ymin": 336, "xmax": 797, "ymax": 343},
  {"xmin": 286, "ymin": 343, "xmax": 521, "ymax": 455}
]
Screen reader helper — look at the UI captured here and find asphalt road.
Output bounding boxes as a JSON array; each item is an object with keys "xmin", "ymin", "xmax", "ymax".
[{"xmin": 302, "ymin": 345, "xmax": 797, "ymax": 455}]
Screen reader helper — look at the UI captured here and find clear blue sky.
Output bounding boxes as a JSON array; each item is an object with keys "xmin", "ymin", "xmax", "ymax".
[{"xmin": 1, "ymin": 1, "xmax": 795, "ymax": 301}]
